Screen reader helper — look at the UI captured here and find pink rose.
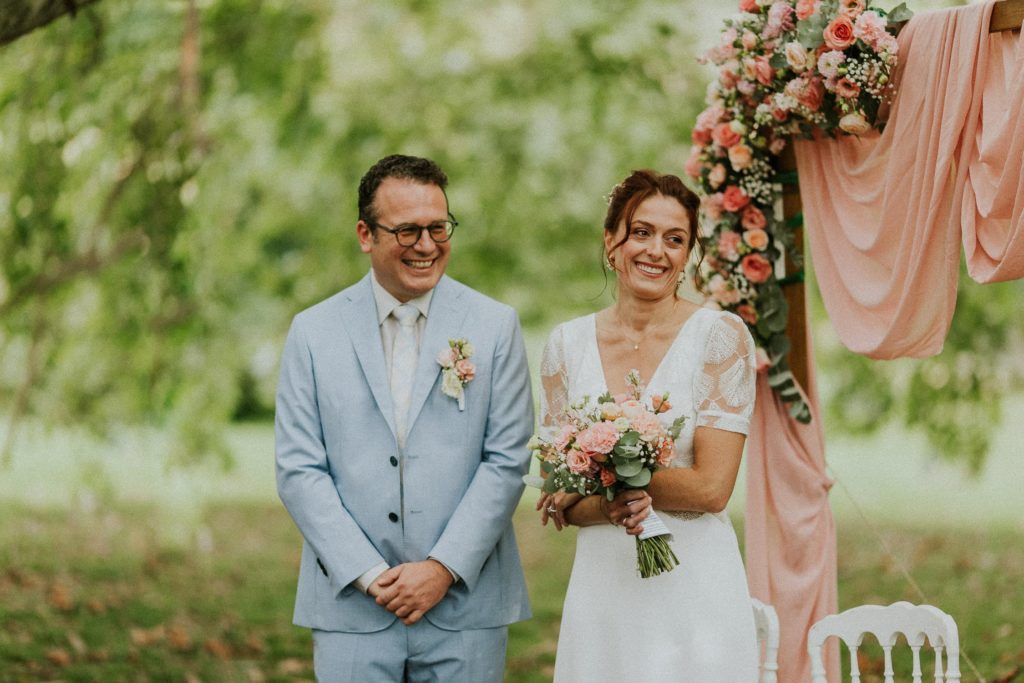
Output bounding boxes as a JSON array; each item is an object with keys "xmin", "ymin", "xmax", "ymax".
[
  {"xmin": 719, "ymin": 67, "xmax": 740, "ymax": 91},
  {"xmin": 737, "ymin": 304, "xmax": 759, "ymax": 324},
  {"xmin": 708, "ymin": 275, "xmax": 741, "ymax": 305},
  {"xmin": 728, "ymin": 143, "xmax": 753, "ymax": 171},
  {"xmin": 553, "ymin": 424, "xmax": 577, "ymax": 451},
  {"xmin": 834, "ymin": 77, "xmax": 860, "ymax": 99},
  {"xmin": 742, "ymin": 30, "xmax": 759, "ymax": 50},
  {"xmin": 618, "ymin": 399, "xmax": 645, "ymax": 419},
  {"xmin": 575, "ymin": 421, "xmax": 620, "ymax": 455},
  {"xmin": 768, "ymin": 137, "xmax": 787, "ymax": 155},
  {"xmin": 785, "ymin": 76, "xmax": 824, "ymax": 111},
  {"xmin": 717, "ymin": 230, "xmax": 742, "ymax": 262},
  {"xmin": 743, "ymin": 228, "xmax": 770, "ymax": 251},
  {"xmin": 436, "ymin": 348, "xmax": 457, "ymax": 368},
  {"xmin": 630, "ymin": 411, "xmax": 662, "ymax": 441},
  {"xmin": 600, "ymin": 467, "xmax": 617, "ymax": 488},
  {"xmin": 684, "ymin": 145, "xmax": 704, "ymax": 179},
  {"xmin": 795, "ymin": 0, "xmax": 819, "ymax": 20},
  {"xmin": 712, "ymin": 122, "xmax": 742, "ymax": 149},
  {"xmin": 691, "ymin": 127, "xmax": 712, "ymax": 146},
  {"xmin": 823, "ymin": 15, "xmax": 856, "ymax": 50},
  {"xmin": 839, "ymin": 111, "xmax": 872, "ymax": 135},
  {"xmin": 709, "ymin": 163, "xmax": 727, "ymax": 189},
  {"xmin": 854, "ymin": 11, "xmax": 889, "ymax": 50},
  {"xmin": 566, "ymin": 449, "xmax": 592, "ymax": 475},
  {"xmin": 455, "ymin": 359, "xmax": 475, "ymax": 381},
  {"xmin": 763, "ymin": 2, "xmax": 796, "ymax": 39},
  {"xmin": 755, "ymin": 347, "xmax": 771, "ymax": 372},
  {"xmin": 754, "ymin": 56, "xmax": 774, "ymax": 86},
  {"xmin": 741, "ymin": 253, "xmax": 773, "ymax": 283},
  {"xmin": 701, "ymin": 193, "xmax": 725, "ymax": 221},
  {"xmin": 741, "ymin": 205, "xmax": 767, "ymax": 231},
  {"xmin": 656, "ymin": 439, "xmax": 676, "ymax": 467},
  {"xmin": 739, "ymin": 0, "xmax": 759, "ymax": 12},
  {"xmin": 722, "ymin": 185, "xmax": 751, "ymax": 212},
  {"xmin": 839, "ymin": 0, "xmax": 865, "ymax": 18}
]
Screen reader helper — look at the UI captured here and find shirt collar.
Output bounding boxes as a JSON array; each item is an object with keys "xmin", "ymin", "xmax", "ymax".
[{"xmin": 370, "ymin": 269, "xmax": 433, "ymax": 325}]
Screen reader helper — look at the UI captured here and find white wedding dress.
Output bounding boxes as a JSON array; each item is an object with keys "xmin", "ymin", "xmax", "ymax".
[{"xmin": 541, "ymin": 308, "xmax": 760, "ymax": 682}]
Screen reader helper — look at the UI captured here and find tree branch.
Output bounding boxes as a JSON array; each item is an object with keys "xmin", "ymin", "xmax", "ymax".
[{"xmin": 0, "ymin": 0, "xmax": 103, "ymax": 47}]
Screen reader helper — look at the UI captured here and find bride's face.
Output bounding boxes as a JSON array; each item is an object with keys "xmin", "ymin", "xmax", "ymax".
[{"xmin": 605, "ymin": 193, "xmax": 692, "ymax": 302}]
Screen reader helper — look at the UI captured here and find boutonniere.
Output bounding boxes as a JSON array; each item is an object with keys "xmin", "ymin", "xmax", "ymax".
[{"xmin": 437, "ymin": 338, "xmax": 475, "ymax": 411}]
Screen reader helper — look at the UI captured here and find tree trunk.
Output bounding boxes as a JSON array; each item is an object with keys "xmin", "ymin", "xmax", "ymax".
[{"xmin": 0, "ymin": 0, "xmax": 101, "ymax": 47}]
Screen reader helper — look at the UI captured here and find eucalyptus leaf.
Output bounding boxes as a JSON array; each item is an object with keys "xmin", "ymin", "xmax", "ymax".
[{"xmin": 623, "ymin": 468, "xmax": 652, "ymax": 487}]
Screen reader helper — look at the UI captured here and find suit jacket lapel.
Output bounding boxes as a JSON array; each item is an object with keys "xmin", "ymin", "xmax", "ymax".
[
  {"xmin": 407, "ymin": 276, "xmax": 468, "ymax": 433},
  {"xmin": 340, "ymin": 274, "xmax": 397, "ymax": 438}
]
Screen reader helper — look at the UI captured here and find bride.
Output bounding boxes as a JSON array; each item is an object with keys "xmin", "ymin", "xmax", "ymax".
[{"xmin": 537, "ymin": 169, "xmax": 759, "ymax": 681}]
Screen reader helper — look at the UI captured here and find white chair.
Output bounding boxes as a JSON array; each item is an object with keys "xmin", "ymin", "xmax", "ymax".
[
  {"xmin": 752, "ymin": 598, "xmax": 780, "ymax": 683},
  {"xmin": 807, "ymin": 601, "xmax": 961, "ymax": 682}
]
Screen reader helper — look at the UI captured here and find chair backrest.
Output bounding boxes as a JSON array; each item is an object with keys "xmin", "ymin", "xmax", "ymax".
[
  {"xmin": 752, "ymin": 598, "xmax": 780, "ymax": 683},
  {"xmin": 807, "ymin": 601, "xmax": 961, "ymax": 682}
]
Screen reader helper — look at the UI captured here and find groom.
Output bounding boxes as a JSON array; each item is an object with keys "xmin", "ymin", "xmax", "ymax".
[{"xmin": 275, "ymin": 154, "xmax": 533, "ymax": 682}]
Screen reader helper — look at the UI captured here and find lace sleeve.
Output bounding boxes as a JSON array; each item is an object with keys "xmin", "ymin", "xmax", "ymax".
[
  {"xmin": 694, "ymin": 313, "xmax": 757, "ymax": 434},
  {"xmin": 539, "ymin": 325, "xmax": 570, "ymax": 439}
]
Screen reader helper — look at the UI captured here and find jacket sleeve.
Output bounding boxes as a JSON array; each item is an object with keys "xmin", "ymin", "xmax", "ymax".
[
  {"xmin": 275, "ymin": 318, "xmax": 388, "ymax": 596},
  {"xmin": 427, "ymin": 308, "xmax": 534, "ymax": 590}
]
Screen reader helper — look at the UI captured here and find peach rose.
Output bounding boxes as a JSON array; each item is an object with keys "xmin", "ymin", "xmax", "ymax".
[
  {"xmin": 754, "ymin": 56, "xmax": 774, "ymax": 86},
  {"xmin": 823, "ymin": 15, "xmax": 856, "ymax": 50},
  {"xmin": 630, "ymin": 412, "xmax": 663, "ymax": 441},
  {"xmin": 839, "ymin": 111, "xmax": 872, "ymax": 135},
  {"xmin": 712, "ymin": 122, "xmax": 742, "ymax": 149},
  {"xmin": 741, "ymin": 205, "xmax": 767, "ymax": 231},
  {"xmin": 737, "ymin": 304, "xmax": 759, "ymax": 324},
  {"xmin": 719, "ymin": 67, "xmax": 740, "ymax": 91},
  {"xmin": 701, "ymin": 193, "xmax": 725, "ymax": 221},
  {"xmin": 743, "ymin": 228, "xmax": 769, "ymax": 251},
  {"xmin": 600, "ymin": 467, "xmax": 617, "ymax": 488},
  {"xmin": 691, "ymin": 127, "xmax": 712, "ymax": 145},
  {"xmin": 768, "ymin": 137, "xmax": 787, "ymax": 155},
  {"xmin": 835, "ymin": 77, "xmax": 860, "ymax": 98},
  {"xmin": 709, "ymin": 163, "xmax": 727, "ymax": 189},
  {"xmin": 742, "ymin": 30, "xmax": 759, "ymax": 50},
  {"xmin": 684, "ymin": 145, "xmax": 704, "ymax": 179},
  {"xmin": 651, "ymin": 394, "xmax": 672, "ymax": 414},
  {"xmin": 728, "ymin": 143, "xmax": 753, "ymax": 171},
  {"xmin": 785, "ymin": 76, "xmax": 824, "ymax": 111},
  {"xmin": 566, "ymin": 449, "xmax": 592, "ymax": 475},
  {"xmin": 600, "ymin": 402, "xmax": 624, "ymax": 420},
  {"xmin": 795, "ymin": 0, "xmax": 819, "ymax": 20},
  {"xmin": 739, "ymin": 0, "xmax": 759, "ymax": 12},
  {"xmin": 618, "ymin": 399, "xmax": 645, "ymax": 419},
  {"xmin": 722, "ymin": 185, "xmax": 751, "ymax": 212},
  {"xmin": 656, "ymin": 440, "xmax": 676, "ymax": 467},
  {"xmin": 839, "ymin": 0, "xmax": 865, "ymax": 18},
  {"xmin": 741, "ymin": 253, "xmax": 773, "ymax": 283}
]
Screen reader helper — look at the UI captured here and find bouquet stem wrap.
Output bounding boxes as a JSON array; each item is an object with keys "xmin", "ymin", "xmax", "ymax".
[{"xmin": 635, "ymin": 510, "xmax": 679, "ymax": 578}]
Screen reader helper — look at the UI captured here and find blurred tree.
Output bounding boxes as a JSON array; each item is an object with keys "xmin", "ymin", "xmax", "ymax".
[
  {"xmin": 0, "ymin": 0, "xmax": 707, "ymax": 465},
  {"xmin": 0, "ymin": 0, "xmax": 102, "ymax": 46}
]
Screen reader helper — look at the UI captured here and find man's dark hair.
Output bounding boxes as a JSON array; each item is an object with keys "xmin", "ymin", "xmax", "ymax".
[{"xmin": 357, "ymin": 154, "xmax": 449, "ymax": 224}]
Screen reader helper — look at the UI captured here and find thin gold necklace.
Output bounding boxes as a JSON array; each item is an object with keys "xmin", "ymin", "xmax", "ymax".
[{"xmin": 614, "ymin": 303, "xmax": 677, "ymax": 351}]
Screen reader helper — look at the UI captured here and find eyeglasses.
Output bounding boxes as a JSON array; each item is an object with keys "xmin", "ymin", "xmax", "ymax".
[{"xmin": 367, "ymin": 214, "xmax": 458, "ymax": 247}]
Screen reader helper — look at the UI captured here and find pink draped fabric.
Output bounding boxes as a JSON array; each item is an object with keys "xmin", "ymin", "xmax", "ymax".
[
  {"xmin": 746, "ymin": 314, "xmax": 838, "ymax": 683},
  {"xmin": 794, "ymin": 1, "xmax": 1024, "ymax": 359}
]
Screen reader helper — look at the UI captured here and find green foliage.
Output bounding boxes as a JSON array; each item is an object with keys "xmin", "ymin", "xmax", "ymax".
[
  {"xmin": 0, "ymin": 0, "xmax": 708, "ymax": 465},
  {"xmin": 819, "ymin": 266, "xmax": 1023, "ymax": 473}
]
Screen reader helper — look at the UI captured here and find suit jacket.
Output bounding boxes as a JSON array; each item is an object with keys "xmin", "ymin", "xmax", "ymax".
[{"xmin": 275, "ymin": 273, "xmax": 534, "ymax": 632}]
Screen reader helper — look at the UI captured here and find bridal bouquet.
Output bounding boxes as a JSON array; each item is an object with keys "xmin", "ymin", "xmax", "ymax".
[{"xmin": 529, "ymin": 371, "xmax": 685, "ymax": 578}]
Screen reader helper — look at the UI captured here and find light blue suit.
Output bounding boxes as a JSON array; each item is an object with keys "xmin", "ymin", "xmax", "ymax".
[{"xmin": 275, "ymin": 273, "xmax": 533, "ymax": 678}]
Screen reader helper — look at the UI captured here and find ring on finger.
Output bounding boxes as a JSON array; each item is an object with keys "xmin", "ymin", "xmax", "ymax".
[{"xmin": 547, "ymin": 506, "xmax": 558, "ymax": 513}]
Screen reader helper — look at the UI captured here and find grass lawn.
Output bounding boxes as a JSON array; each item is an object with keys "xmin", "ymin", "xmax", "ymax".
[
  {"xmin": 1, "ymin": 499, "xmax": 1022, "ymax": 682},
  {"xmin": 1, "ymin": 417, "xmax": 1023, "ymax": 681}
]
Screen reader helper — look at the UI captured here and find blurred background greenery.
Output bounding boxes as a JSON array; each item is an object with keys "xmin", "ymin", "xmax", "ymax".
[{"xmin": 1, "ymin": 0, "xmax": 1022, "ymax": 680}]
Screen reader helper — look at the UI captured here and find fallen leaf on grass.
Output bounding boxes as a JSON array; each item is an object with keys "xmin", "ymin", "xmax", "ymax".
[
  {"xmin": 994, "ymin": 665, "xmax": 1021, "ymax": 683},
  {"xmin": 277, "ymin": 658, "xmax": 308, "ymax": 675},
  {"xmin": 130, "ymin": 625, "xmax": 166, "ymax": 646},
  {"xmin": 204, "ymin": 638, "xmax": 233, "ymax": 659},
  {"xmin": 45, "ymin": 648, "xmax": 72, "ymax": 667},
  {"xmin": 47, "ymin": 582, "xmax": 75, "ymax": 611},
  {"xmin": 168, "ymin": 623, "xmax": 193, "ymax": 651},
  {"xmin": 244, "ymin": 634, "xmax": 266, "ymax": 655}
]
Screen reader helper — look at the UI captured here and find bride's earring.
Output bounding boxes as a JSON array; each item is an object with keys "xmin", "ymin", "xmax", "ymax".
[{"xmin": 606, "ymin": 254, "xmax": 616, "ymax": 271}]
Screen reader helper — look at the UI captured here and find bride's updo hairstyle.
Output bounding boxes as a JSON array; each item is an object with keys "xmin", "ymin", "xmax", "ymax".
[{"xmin": 604, "ymin": 169, "xmax": 702, "ymax": 273}]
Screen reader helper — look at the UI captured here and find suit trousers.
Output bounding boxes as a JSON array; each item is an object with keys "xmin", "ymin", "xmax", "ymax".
[{"xmin": 312, "ymin": 619, "xmax": 507, "ymax": 683}]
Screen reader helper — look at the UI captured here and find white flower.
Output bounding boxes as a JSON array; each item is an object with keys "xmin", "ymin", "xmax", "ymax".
[{"xmin": 442, "ymin": 369, "xmax": 464, "ymax": 399}]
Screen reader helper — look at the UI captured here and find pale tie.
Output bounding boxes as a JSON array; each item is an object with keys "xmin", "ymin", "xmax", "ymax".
[{"xmin": 390, "ymin": 304, "xmax": 420, "ymax": 445}]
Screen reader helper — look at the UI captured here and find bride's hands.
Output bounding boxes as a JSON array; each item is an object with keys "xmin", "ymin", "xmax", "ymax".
[
  {"xmin": 537, "ymin": 491, "xmax": 583, "ymax": 530},
  {"xmin": 601, "ymin": 489, "xmax": 652, "ymax": 537}
]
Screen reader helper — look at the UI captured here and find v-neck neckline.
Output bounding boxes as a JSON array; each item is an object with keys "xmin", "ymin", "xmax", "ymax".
[{"xmin": 590, "ymin": 307, "xmax": 706, "ymax": 397}]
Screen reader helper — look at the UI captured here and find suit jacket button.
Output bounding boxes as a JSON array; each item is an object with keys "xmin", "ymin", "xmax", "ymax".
[
  {"xmin": 389, "ymin": 456, "xmax": 398, "ymax": 467},
  {"xmin": 388, "ymin": 512, "xmax": 399, "ymax": 523}
]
